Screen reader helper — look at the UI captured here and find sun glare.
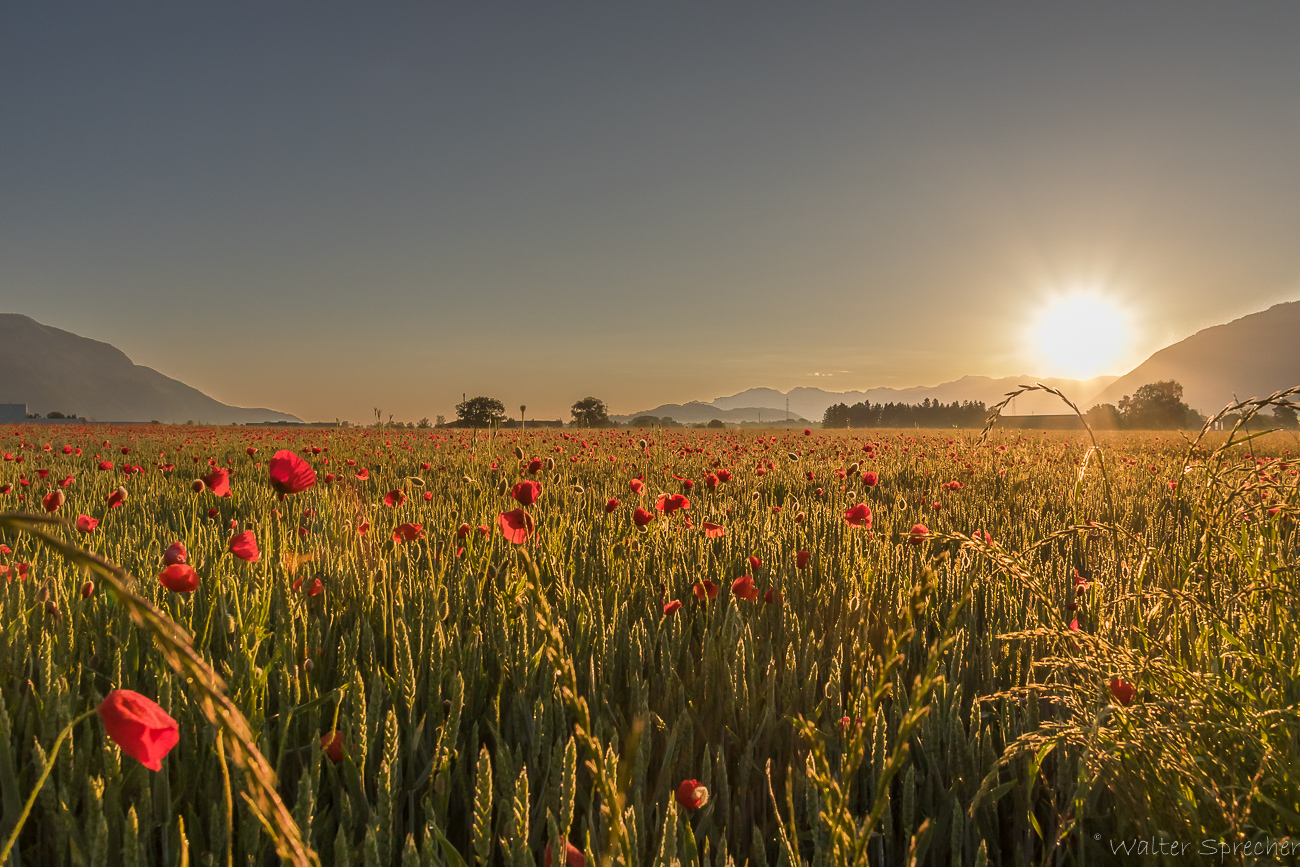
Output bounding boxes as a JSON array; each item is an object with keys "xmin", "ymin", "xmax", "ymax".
[{"xmin": 1030, "ymin": 290, "xmax": 1131, "ymax": 379}]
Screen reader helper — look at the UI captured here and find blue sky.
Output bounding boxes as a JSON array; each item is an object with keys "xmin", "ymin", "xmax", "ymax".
[{"xmin": 2, "ymin": 3, "xmax": 1298, "ymax": 422}]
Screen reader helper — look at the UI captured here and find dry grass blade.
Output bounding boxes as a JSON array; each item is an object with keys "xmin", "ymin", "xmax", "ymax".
[{"xmin": 0, "ymin": 512, "xmax": 320, "ymax": 867}]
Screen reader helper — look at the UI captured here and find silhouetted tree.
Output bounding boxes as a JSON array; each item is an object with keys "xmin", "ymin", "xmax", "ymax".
[
  {"xmin": 1118, "ymin": 381, "xmax": 1199, "ymax": 429},
  {"xmin": 570, "ymin": 396, "xmax": 610, "ymax": 427},
  {"xmin": 706, "ymin": 418, "xmax": 726, "ymax": 429},
  {"xmin": 456, "ymin": 396, "xmax": 507, "ymax": 427},
  {"xmin": 1269, "ymin": 403, "xmax": 1299, "ymax": 430}
]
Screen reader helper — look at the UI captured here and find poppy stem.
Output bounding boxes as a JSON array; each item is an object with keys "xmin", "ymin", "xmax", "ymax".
[{"xmin": 0, "ymin": 707, "xmax": 98, "ymax": 863}]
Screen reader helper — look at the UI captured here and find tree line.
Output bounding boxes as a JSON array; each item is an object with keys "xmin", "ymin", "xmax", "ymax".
[{"xmin": 822, "ymin": 399, "xmax": 988, "ymax": 428}]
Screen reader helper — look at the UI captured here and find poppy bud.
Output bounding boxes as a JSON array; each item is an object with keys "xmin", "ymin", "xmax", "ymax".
[
  {"xmin": 638, "ymin": 439, "xmax": 647, "ymax": 450},
  {"xmin": 573, "ymin": 484, "xmax": 584, "ymax": 494},
  {"xmin": 497, "ymin": 479, "xmax": 509, "ymax": 496},
  {"xmin": 163, "ymin": 541, "xmax": 188, "ymax": 566},
  {"xmin": 794, "ymin": 511, "xmax": 805, "ymax": 524},
  {"xmin": 320, "ymin": 732, "xmax": 344, "ymax": 764},
  {"xmin": 303, "ymin": 658, "xmax": 314, "ymax": 673},
  {"xmin": 513, "ymin": 446, "xmax": 524, "ymax": 460},
  {"xmin": 192, "ymin": 479, "xmax": 206, "ymax": 493},
  {"xmin": 81, "ymin": 581, "xmax": 95, "ymax": 598}
]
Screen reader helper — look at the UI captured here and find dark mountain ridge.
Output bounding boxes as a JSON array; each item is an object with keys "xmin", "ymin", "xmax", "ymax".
[{"xmin": 0, "ymin": 314, "xmax": 300, "ymax": 424}]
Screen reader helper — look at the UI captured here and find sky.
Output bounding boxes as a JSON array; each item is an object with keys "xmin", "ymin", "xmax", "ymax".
[{"xmin": 2, "ymin": 3, "xmax": 1299, "ymax": 423}]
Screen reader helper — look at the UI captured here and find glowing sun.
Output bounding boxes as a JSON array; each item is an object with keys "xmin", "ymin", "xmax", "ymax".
[{"xmin": 1030, "ymin": 291, "xmax": 1132, "ymax": 379}]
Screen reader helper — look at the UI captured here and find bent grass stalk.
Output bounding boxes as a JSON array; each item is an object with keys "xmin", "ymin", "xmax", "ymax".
[{"xmin": 0, "ymin": 513, "xmax": 318, "ymax": 867}]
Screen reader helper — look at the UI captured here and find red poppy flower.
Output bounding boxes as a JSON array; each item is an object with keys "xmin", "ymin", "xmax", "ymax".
[
  {"xmin": 844, "ymin": 504, "xmax": 872, "ymax": 529},
  {"xmin": 81, "ymin": 581, "xmax": 94, "ymax": 598},
  {"xmin": 0, "ymin": 485, "xmax": 10, "ymax": 495},
  {"xmin": 307, "ymin": 577, "xmax": 323, "ymax": 596},
  {"xmin": 354, "ymin": 468, "xmax": 370, "ymax": 481},
  {"xmin": 1109, "ymin": 677, "xmax": 1136, "ymax": 707},
  {"xmin": 457, "ymin": 522, "xmax": 471, "ymax": 539},
  {"xmin": 861, "ymin": 471, "xmax": 878, "ymax": 487},
  {"xmin": 383, "ymin": 489, "xmax": 406, "ymax": 508},
  {"xmin": 692, "ymin": 579, "xmax": 718, "ymax": 601},
  {"xmin": 629, "ymin": 478, "xmax": 644, "ymax": 495},
  {"xmin": 358, "ymin": 520, "xmax": 371, "ymax": 536},
  {"xmin": 41, "ymin": 490, "xmax": 65, "ymax": 512},
  {"xmin": 526, "ymin": 458, "xmax": 544, "ymax": 475},
  {"xmin": 747, "ymin": 555, "xmax": 762, "ymax": 571},
  {"xmin": 655, "ymin": 493, "xmax": 689, "ymax": 514},
  {"xmin": 246, "ymin": 447, "xmax": 258, "ymax": 456},
  {"xmin": 633, "ymin": 507, "xmax": 654, "ymax": 527},
  {"xmin": 202, "ymin": 468, "xmax": 231, "ymax": 498},
  {"xmin": 158, "ymin": 564, "xmax": 199, "ymax": 593},
  {"xmin": 544, "ymin": 840, "xmax": 585, "ymax": 867},
  {"xmin": 228, "ymin": 531, "xmax": 260, "ymax": 562},
  {"xmin": 393, "ymin": 523, "xmax": 425, "ymax": 543},
  {"xmin": 106, "ymin": 487, "xmax": 128, "ymax": 508},
  {"xmin": 497, "ymin": 509, "xmax": 535, "ymax": 544},
  {"xmin": 675, "ymin": 779, "xmax": 709, "ymax": 810},
  {"xmin": 763, "ymin": 588, "xmax": 782, "ymax": 605},
  {"xmin": 731, "ymin": 575, "xmax": 759, "ymax": 601},
  {"xmin": 97, "ymin": 690, "xmax": 180, "ymax": 771},
  {"xmin": 908, "ymin": 524, "xmax": 929, "ymax": 545},
  {"xmin": 716, "ymin": 470, "xmax": 732, "ymax": 483},
  {"xmin": 269, "ymin": 450, "xmax": 317, "ymax": 498},
  {"xmin": 604, "ymin": 498, "xmax": 620, "ymax": 513},
  {"xmin": 320, "ymin": 732, "xmax": 345, "ymax": 764},
  {"xmin": 796, "ymin": 550, "xmax": 811, "ymax": 569},
  {"xmin": 702, "ymin": 521, "xmax": 725, "ymax": 539},
  {"xmin": 512, "ymin": 480, "xmax": 541, "ymax": 507},
  {"xmin": 663, "ymin": 600, "xmax": 682, "ymax": 616},
  {"xmin": 704, "ymin": 473, "xmax": 718, "ymax": 490},
  {"xmin": 76, "ymin": 514, "xmax": 99, "ymax": 533}
]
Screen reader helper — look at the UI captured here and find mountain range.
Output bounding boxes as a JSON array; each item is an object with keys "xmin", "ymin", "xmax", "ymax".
[
  {"xmin": 616, "ymin": 301, "xmax": 1300, "ymax": 424},
  {"xmin": 613, "ymin": 376, "xmax": 1119, "ymax": 425},
  {"xmin": 4, "ymin": 299, "xmax": 1299, "ymax": 425},
  {"xmin": 0, "ymin": 314, "xmax": 301, "ymax": 424}
]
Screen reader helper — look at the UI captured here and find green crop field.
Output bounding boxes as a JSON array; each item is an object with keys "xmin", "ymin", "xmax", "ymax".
[{"xmin": 1, "ymin": 394, "xmax": 1297, "ymax": 866}]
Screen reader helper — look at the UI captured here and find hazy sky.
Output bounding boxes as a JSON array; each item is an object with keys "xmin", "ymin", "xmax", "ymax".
[{"xmin": 3, "ymin": 3, "xmax": 1298, "ymax": 422}]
